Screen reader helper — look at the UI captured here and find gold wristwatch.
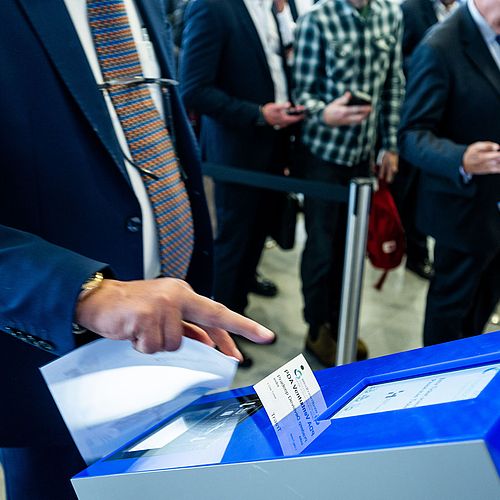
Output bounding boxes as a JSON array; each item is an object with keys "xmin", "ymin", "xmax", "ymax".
[
  {"xmin": 79, "ymin": 271, "xmax": 104, "ymax": 300},
  {"xmin": 73, "ymin": 271, "xmax": 104, "ymax": 335}
]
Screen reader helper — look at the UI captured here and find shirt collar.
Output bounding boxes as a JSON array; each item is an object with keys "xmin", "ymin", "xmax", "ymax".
[
  {"xmin": 340, "ymin": 0, "xmax": 381, "ymax": 19},
  {"xmin": 468, "ymin": 0, "xmax": 497, "ymax": 45}
]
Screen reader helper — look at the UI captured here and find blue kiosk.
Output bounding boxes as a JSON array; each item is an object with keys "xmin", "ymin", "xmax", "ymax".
[{"xmin": 72, "ymin": 331, "xmax": 500, "ymax": 499}]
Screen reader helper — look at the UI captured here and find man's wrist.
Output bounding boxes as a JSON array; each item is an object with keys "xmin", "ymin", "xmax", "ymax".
[
  {"xmin": 256, "ymin": 105, "xmax": 267, "ymax": 126},
  {"xmin": 73, "ymin": 271, "xmax": 104, "ymax": 335},
  {"xmin": 459, "ymin": 165, "xmax": 473, "ymax": 184},
  {"xmin": 78, "ymin": 271, "xmax": 104, "ymax": 300}
]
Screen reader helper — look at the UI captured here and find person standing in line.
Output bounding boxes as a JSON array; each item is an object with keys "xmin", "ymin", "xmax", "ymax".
[
  {"xmin": 391, "ymin": 0, "xmax": 460, "ymax": 281},
  {"xmin": 293, "ymin": 0, "xmax": 405, "ymax": 366},
  {"xmin": 399, "ymin": 0, "xmax": 500, "ymax": 347},
  {"xmin": 180, "ymin": 0, "xmax": 305, "ymax": 366}
]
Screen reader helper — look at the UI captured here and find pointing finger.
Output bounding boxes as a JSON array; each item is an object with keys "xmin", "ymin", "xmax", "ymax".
[{"xmin": 181, "ymin": 293, "xmax": 275, "ymax": 344}]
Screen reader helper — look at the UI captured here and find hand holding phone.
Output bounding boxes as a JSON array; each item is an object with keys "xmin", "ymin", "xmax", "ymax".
[
  {"xmin": 347, "ymin": 90, "xmax": 372, "ymax": 106},
  {"xmin": 286, "ymin": 107, "xmax": 307, "ymax": 116}
]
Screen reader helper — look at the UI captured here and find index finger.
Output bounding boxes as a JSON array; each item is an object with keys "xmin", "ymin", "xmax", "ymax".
[{"xmin": 180, "ymin": 292, "xmax": 275, "ymax": 344}]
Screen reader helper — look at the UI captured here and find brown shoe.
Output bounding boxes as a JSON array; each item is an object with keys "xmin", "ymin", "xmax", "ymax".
[
  {"xmin": 305, "ymin": 324, "xmax": 369, "ymax": 366},
  {"xmin": 356, "ymin": 338, "xmax": 368, "ymax": 361},
  {"xmin": 305, "ymin": 324, "xmax": 337, "ymax": 367}
]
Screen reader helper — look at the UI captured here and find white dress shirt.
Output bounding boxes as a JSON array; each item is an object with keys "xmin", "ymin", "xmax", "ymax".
[
  {"xmin": 433, "ymin": 0, "xmax": 460, "ymax": 23},
  {"xmin": 243, "ymin": 0, "xmax": 289, "ymax": 103},
  {"xmin": 276, "ymin": 0, "xmax": 316, "ymax": 55},
  {"xmin": 64, "ymin": 0, "xmax": 161, "ymax": 279},
  {"xmin": 468, "ymin": 0, "xmax": 500, "ymax": 70}
]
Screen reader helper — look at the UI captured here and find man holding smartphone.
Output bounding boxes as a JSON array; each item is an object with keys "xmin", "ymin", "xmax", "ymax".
[
  {"xmin": 180, "ymin": 0, "xmax": 305, "ymax": 367},
  {"xmin": 293, "ymin": 0, "xmax": 405, "ymax": 366}
]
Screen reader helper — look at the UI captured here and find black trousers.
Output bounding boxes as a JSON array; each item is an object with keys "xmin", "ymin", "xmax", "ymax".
[
  {"xmin": 392, "ymin": 166, "xmax": 430, "ymax": 265},
  {"xmin": 424, "ymin": 244, "xmax": 500, "ymax": 346},
  {"xmin": 301, "ymin": 150, "xmax": 370, "ymax": 335},
  {"xmin": 213, "ymin": 181, "xmax": 280, "ymax": 313}
]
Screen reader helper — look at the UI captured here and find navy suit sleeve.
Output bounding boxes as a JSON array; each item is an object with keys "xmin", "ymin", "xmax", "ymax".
[
  {"xmin": 398, "ymin": 41, "xmax": 470, "ymax": 192},
  {"xmin": 0, "ymin": 225, "xmax": 109, "ymax": 356},
  {"xmin": 180, "ymin": 0, "xmax": 261, "ymax": 128}
]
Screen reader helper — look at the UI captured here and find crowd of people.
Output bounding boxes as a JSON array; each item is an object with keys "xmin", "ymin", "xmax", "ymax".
[
  {"xmin": 0, "ymin": 0, "xmax": 498, "ymax": 498},
  {"xmin": 178, "ymin": 0, "xmax": 499, "ymax": 365}
]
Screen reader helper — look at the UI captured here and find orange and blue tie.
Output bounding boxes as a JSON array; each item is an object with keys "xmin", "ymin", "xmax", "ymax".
[{"xmin": 87, "ymin": 0, "xmax": 194, "ymax": 278}]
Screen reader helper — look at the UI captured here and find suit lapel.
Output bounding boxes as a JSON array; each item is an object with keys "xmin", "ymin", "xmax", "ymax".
[
  {"xmin": 461, "ymin": 7, "xmax": 500, "ymax": 100},
  {"xmin": 16, "ymin": 0, "xmax": 130, "ymax": 182},
  {"xmin": 233, "ymin": 0, "xmax": 274, "ymax": 83}
]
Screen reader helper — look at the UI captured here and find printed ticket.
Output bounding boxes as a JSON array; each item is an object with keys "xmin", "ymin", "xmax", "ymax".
[{"xmin": 254, "ymin": 354, "xmax": 330, "ymax": 455}]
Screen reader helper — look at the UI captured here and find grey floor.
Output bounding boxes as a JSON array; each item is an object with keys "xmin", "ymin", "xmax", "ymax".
[
  {"xmin": 1, "ymin": 217, "xmax": 498, "ymax": 500},
  {"xmin": 233, "ymin": 214, "xmax": 428, "ymax": 388}
]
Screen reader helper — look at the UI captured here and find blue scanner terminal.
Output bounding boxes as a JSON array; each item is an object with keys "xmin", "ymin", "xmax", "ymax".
[{"xmin": 72, "ymin": 331, "xmax": 500, "ymax": 500}]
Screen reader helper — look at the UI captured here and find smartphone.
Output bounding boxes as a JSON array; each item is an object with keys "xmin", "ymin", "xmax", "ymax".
[
  {"xmin": 286, "ymin": 107, "xmax": 306, "ymax": 116},
  {"xmin": 348, "ymin": 90, "xmax": 372, "ymax": 106}
]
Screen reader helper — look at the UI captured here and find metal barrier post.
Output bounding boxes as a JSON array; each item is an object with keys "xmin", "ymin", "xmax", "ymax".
[{"xmin": 336, "ymin": 178, "xmax": 373, "ymax": 366}]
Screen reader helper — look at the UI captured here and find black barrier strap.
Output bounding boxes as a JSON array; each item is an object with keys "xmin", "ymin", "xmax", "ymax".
[{"xmin": 202, "ymin": 162, "xmax": 349, "ymax": 203}]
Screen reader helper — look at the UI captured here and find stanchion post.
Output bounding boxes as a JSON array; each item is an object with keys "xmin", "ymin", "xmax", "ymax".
[{"xmin": 336, "ymin": 178, "xmax": 373, "ymax": 366}]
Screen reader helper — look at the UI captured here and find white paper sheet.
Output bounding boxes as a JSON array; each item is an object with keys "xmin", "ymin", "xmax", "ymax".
[{"xmin": 41, "ymin": 337, "xmax": 238, "ymax": 464}]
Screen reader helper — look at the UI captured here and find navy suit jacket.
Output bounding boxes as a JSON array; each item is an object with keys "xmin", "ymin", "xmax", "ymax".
[
  {"xmin": 180, "ymin": 0, "xmax": 291, "ymax": 172},
  {"xmin": 401, "ymin": 0, "xmax": 439, "ymax": 73},
  {"xmin": 399, "ymin": 5, "xmax": 500, "ymax": 257},
  {"xmin": 0, "ymin": 0, "xmax": 213, "ymax": 446}
]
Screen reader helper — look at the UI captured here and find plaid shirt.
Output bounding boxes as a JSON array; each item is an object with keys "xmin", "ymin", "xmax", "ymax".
[{"xmin": 293, "ymin": 0, "xmax": 404, "ymax": 166}]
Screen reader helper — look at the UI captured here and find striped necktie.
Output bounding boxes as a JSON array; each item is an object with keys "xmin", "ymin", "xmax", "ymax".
[{"xmin": 87, "ymin": 0, "xmax": 194, "ymax": 279}]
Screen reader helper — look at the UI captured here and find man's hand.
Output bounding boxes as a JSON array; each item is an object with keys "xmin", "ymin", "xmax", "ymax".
[
  {"xmin": 376, "ymin": 151, "xmax": 399, "ymax": 183},
  {"xmin": 462, "ymin": 142, "xmax": 500, "ymax": 175},
  {"xmin": 322, "ymin": 92, "xmax": 371, "ymax": 127},
  {"xmin": 75, "ymin": 278, "xmax": 275, "ymax": 360},
  {"xmin": 261, "ymin": 102, "xmax": 306, "ymax": 129}
]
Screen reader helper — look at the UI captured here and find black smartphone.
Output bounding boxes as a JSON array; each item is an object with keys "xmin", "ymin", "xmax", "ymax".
[
  {"xmin": 286, "ymin": 107, "xmax": 306, "ymax": 116},
  {"xmin": 348, "ymin": 90, "xmax": 372, "ymax": 106}
]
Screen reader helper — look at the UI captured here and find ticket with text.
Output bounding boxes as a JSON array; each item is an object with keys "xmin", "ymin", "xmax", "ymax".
[{"xmin": 254, "ymin": 354, "xmax": 330, "ymax": 455}]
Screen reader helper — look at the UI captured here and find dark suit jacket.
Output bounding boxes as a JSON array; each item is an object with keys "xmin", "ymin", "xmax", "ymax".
[
  {"xmin": 399, "ymin": 5, "xmax": 500, "ymax": 258},
  {"xmin": 395, "ymin": 0, "xmax": 440, "ymax": 199},
  {"xmin": 401, "ymin": 0, "xmax": 438, "ymax": 73},
  {"xmin": 179, "ymin": 0, "xmax": 291, "ymax": 172},
  {"xmin": 0, "ymin": 0, "xmax": 213, "ymax": 446}
]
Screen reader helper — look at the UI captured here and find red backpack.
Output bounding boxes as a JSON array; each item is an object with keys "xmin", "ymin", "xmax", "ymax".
[{"xmin": 367, "ymin": 180, "xmax": 406, "ymax": 290}]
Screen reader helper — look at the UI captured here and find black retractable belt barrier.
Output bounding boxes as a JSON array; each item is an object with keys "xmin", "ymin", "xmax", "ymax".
[
  {"xmin": 202, "ymin": 162, "xmax": 373, "ymax": 365},
  {"xmin": 202, "ymin": 162, "xmax": 349, "ymax": 202}
]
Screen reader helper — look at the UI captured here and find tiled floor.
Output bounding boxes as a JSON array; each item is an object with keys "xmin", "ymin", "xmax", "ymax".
[{"xmin": 1, "ymin": 217, "xmax": 497, "ymax": 499}]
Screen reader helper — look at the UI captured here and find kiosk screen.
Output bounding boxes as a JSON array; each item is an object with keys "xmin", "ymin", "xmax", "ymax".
[{"xmin": 333, "ymin": 363, "xmax": 500, "ymax": 419}]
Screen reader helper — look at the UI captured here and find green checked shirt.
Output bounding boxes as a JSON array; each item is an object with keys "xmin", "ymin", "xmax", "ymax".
[{"xmin": 293, "ymin": 0, "xmax": 404, "ymax": 166}]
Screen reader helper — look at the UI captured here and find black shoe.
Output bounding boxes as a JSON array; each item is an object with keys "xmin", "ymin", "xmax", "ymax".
[
  {"xmin": 249, "ymin": 275, "xmax": 278, "ymax": 297},
  {"xmin": 406, "ymin": 258, "xmax": 435, "ymax": 280}
]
